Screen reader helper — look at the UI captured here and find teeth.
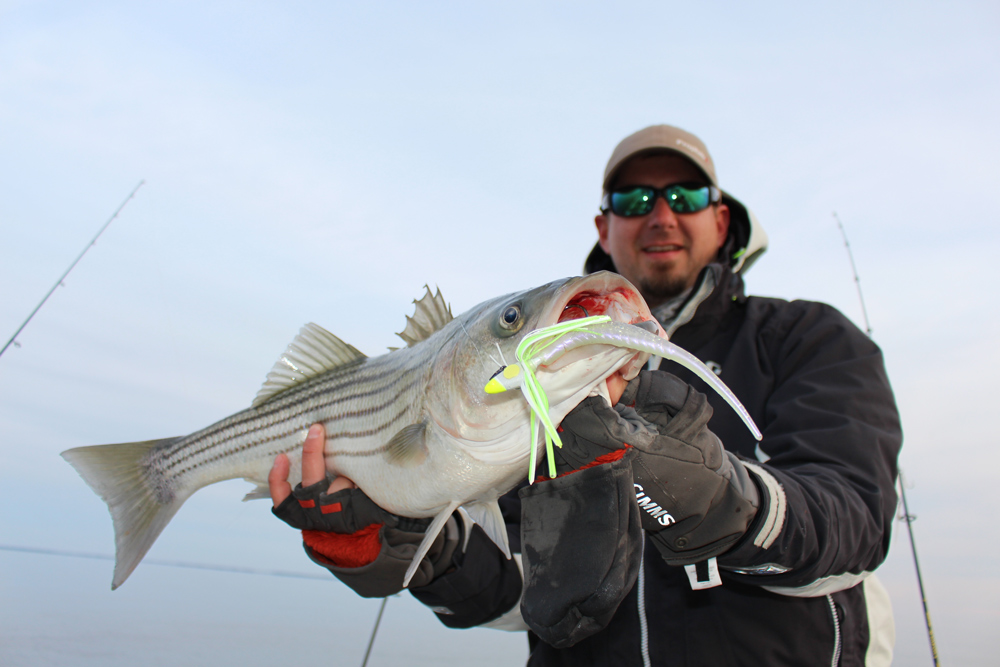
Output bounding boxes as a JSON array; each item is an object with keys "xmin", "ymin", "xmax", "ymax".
[{"xmin": 646, "ymin": 245, "xmax": 681, "ymax": 252}]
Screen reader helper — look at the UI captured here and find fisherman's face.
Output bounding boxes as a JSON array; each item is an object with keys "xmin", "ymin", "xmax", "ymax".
[{"xmin": 595, "ymin": 153, "xmax": 730, "ymax": 309}]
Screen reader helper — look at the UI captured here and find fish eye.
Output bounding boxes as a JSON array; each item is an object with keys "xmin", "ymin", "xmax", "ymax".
[{"xmin": 499, "ymin": 304, "xmax": 523, "ymax": 332}]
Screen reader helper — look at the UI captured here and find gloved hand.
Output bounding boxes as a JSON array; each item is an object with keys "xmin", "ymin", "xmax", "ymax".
[
  {"xmin": 549, "ymin": 395, "xmax": 637, "ymax": 475},
  {"xmin": 607, "ymin": 369, "xmax": 761, "ymax": 565},
  {"xmin": 517, "ymin": 397, "xmax": 643, "ymax": 649},
  {"xmin": 269, "ymin": 424, "xmax": 460, "ymax": 597}
]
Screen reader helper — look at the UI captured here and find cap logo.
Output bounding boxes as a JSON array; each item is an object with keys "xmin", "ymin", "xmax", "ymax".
[{"xmin": 675, "ymin": 138, "xmax": 708, "ymax": 162}]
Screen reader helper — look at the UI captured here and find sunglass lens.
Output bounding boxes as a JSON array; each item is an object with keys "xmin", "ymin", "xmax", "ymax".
[
  {"xmin": 667, "ymin": 185, "xmax": 710, "ymax": 213},
  {"xmin": 610, "ymin": 188, "xmax": 655, "ymax": 217}
]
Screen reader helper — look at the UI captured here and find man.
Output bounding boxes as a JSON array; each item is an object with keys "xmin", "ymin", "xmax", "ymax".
[{"xmin": 270, "ymin": 125, "xmax": 902, "ymax": 665}]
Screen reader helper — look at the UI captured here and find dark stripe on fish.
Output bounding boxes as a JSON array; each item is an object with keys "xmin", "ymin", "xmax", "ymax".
[
  {"xmin": 158, "ymin": 359, "xmax": 425, "ymax": 469},
  {"xmin": 168, "ymin": 401, "xmax": 414, "ymax": 480}
]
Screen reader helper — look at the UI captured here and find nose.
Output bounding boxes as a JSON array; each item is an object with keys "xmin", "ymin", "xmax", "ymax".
[{"xmin": 646, "ymin": 195, "xmax": 678, "ymax": 228}]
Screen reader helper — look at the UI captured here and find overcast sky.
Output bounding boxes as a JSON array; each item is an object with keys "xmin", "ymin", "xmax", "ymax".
[{"xmin": 1, "ymin": 2, "xmax": 998, "ymax": 665}]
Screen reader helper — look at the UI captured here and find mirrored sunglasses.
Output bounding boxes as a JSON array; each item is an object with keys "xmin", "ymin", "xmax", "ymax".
[{"xmin": 602, "ymin": 183, "xmax": 721, "ymax": 217}]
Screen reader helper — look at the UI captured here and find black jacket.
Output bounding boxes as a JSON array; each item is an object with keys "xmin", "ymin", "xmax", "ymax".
[{"xmin": 412, "ymin": 265, "xmax": 902, "ymax": 666}]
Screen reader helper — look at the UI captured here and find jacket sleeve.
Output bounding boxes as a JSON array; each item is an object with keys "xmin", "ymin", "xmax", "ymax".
[
  {"xmin": 713, "ymin": 300, "xmax": 902, "ymax": 595},
  {"xmin": 409, "ymin": 489, "xmax": 525, "ymax": 627}
]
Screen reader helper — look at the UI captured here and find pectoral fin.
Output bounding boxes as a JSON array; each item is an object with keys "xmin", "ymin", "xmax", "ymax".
[{"xmin": 385, "ymin": 423, "xmax": 428, "ymax": 467}]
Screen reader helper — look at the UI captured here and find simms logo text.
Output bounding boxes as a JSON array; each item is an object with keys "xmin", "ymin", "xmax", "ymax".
[
  {"xmin": 675, "ymin": 138, "xmax": 709, "ymax": 163},
  {"xmin": 634, "ymin": 483, "xmax": 676, "ymax": 526}
]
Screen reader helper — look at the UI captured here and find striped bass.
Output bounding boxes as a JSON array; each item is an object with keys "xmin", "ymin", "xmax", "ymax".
[{"xmin": 62, "ymin": 271, "xmax": 752, "ymax": 590}]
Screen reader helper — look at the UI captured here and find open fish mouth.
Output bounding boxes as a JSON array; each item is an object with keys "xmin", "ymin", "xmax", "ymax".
[
  {"xmin": 534, "ymin": 273, "xmax": 665, "ymax": 382},
  {"xmin": 551, "ymin": 272, "xmax": 659, "ymax": 329},
  {"xmin": 558, "ymin": 289, "xmax": 653, "ymax": 327}
]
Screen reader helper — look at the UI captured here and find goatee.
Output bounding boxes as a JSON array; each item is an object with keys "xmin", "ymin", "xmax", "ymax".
[{"xmin": 637, "ymin": 275, "xmax": 691, "ymax": 307}]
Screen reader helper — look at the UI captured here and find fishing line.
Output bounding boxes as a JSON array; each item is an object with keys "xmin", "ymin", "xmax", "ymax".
[
  {"xmin": 495, "ymin": 342, "xmax": 508, "ymax": 366},
  {"xmin": 5, "ymin": 541, "xmax": 391, "ymax": 664},
  {"xmin": 0, "ymin": 543, "xmax": 329, "ymax": 580},
  {"xmin": 834, "ymin": 212, "xmax": 940, "ymax": 666},
  {"xmin": 460, "ymin": 319, "xmax": 500, "ymax": 368},
  {"xmin": 1, "ymin": 181, "xmax": 145, "ymax": 359},
  {"xmin": 833, "ymin": 212, "xmax": 873, "ymax": 337}
]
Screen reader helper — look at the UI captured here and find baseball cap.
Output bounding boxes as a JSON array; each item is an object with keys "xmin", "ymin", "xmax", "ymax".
[{"xmin": 603, "ymin": 125, "xmax": 718, "ymax": 193}]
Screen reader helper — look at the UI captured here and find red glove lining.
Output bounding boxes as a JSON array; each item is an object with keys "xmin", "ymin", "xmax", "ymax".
[
  {"xmin": 302, "ymin": 523, "xmax": 383, "ymax": 568},
  {"xmin": 540, "ymin": 445, "xmax": 631, "ymax": 480}
]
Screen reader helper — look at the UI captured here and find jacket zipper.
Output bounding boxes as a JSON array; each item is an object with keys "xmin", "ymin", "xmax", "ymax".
[
  {"xmin": 637, "ymin": 536, "xmax": 651, "ymax": 667},
  {"xmin": 826, "ymin": 594, "xmax": 842, "ymax": 666}
]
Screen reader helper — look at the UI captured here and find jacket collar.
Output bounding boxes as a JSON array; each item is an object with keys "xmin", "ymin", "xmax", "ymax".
[{"xmin": 655, "ymin": 263, "xmax": 747, "ymax": 347}]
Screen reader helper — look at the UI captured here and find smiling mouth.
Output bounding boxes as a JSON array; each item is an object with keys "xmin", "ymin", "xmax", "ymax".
[{"xmin": 644, "ymin": 244, "xmax": 683, "ymax": 253}]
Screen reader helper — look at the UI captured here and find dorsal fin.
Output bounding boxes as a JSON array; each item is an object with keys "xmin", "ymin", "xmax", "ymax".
[
  {"xmin": 395, "ymin": 286, "xmax": 453, "ymax": 347},
  {"xmin": 253, "ymin": 323, "xmax": 366, "ymax": 407}
]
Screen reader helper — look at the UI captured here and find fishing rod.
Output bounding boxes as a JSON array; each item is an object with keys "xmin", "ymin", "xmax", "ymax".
[
  {"xmin": 897, "ymin": 470, "xmax": 941, "ymax": 666},
  {"xmin": 0, "ymin": 180, "xmax": 145, "ymax": 359},
  {"xmin": 834, "ymin": 212, "xmax": 940, "ymax": 666},
  {"xmin": 361, "ymin": 597, "xmax": 389, "ymax": 667}
]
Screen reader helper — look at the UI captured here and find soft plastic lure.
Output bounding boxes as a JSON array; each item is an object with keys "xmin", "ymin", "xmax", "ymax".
[{"xmin": 484, "ymin": 316, "xmax": 762, "ymax": 482}]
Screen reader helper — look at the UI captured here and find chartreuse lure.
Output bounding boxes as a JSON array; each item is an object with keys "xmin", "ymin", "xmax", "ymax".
[
  {"xmin": 484, "ymin": 314, "xmax": 765, "ymax": 484},
  {"xmin": 484, "ymin": 315, "xmax": 613, "ymax": 482}
]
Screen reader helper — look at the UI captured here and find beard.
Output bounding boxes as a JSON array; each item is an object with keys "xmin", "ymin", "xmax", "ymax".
[{"xmin": 635, "ymin": 272, "xmax": 693, "ymax": 307}]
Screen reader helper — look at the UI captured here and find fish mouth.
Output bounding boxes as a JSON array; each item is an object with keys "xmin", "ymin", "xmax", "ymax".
[
  {"xmin": 547, "ymin": 271, "xmax": 661, "ymax": 332},
  {"xmin": 535, "ymin": 271, "xmax": 665, "ymax": 387}
]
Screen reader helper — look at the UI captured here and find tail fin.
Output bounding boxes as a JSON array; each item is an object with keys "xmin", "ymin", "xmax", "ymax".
[{"xmin": 61, "ymin": 437, "xmax": 185, "ymax": 590}]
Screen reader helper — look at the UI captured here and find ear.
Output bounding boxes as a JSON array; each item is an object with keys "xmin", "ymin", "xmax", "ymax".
[
  {"xmin": 714, "ymin": 204, "xmax": 730, "ymax": 251},
  {"xmin": 595, "ymin": 214, "xmax": 611, "ymax": 252}
]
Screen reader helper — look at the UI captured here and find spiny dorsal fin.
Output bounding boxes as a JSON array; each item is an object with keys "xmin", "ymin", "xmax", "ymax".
[
  {"xmin": 395, "ymin": 285, "xmax": 453, "ymax": 348},
  {"xmin": 253, "ymin": 323, "xmax": 366, "ymax": 407}
]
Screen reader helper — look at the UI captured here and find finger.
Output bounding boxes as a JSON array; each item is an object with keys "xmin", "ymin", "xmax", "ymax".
[
  {"xmin": 301, "ymin": 423, "xmax": 328, "ymax": 487},
  {"xmin": 607, "ymin": 372, "xmax": 628, "ymax": 405},
  {"xmin": 328, "ymin": 475, "xmax": 357, "ymax": 493},
  {"xmin": 268, "ymin": 453, "xmax": 292, "ymax": 507}
]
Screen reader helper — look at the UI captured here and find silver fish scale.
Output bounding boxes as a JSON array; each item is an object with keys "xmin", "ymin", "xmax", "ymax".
[{"xmin": 144, "ymin": 342, "xmax": 439, "ymax": 496}]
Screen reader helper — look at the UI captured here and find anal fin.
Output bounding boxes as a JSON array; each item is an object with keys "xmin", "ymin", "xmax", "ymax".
[
  {"xmin": 462, "ymin": 500, "xmax": 511, "ymax": 559},
  {"xmin": 242, "ymin": 482, "xmax": 270, "ymax": 501}
]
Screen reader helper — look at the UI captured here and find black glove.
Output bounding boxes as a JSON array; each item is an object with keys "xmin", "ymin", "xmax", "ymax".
[
  {"xmin": 614, "ymin": 370, "xmax": 761, "ymax": 564},
  {"xmin": 272, "ymin": 476, "xmax": 460, "ymax": 597},
  {"xmin": 549, "ymin": 395, "xmax": 634, "ymax": 476},
  {"xmin": 518, "ymin": 403, "xmax": 643, "ymax": 649}
]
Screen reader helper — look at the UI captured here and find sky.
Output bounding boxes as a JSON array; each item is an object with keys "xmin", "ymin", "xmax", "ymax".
[{"xmin": 1, "ymin": 1, "xmax": 998, "ymax": 664}]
